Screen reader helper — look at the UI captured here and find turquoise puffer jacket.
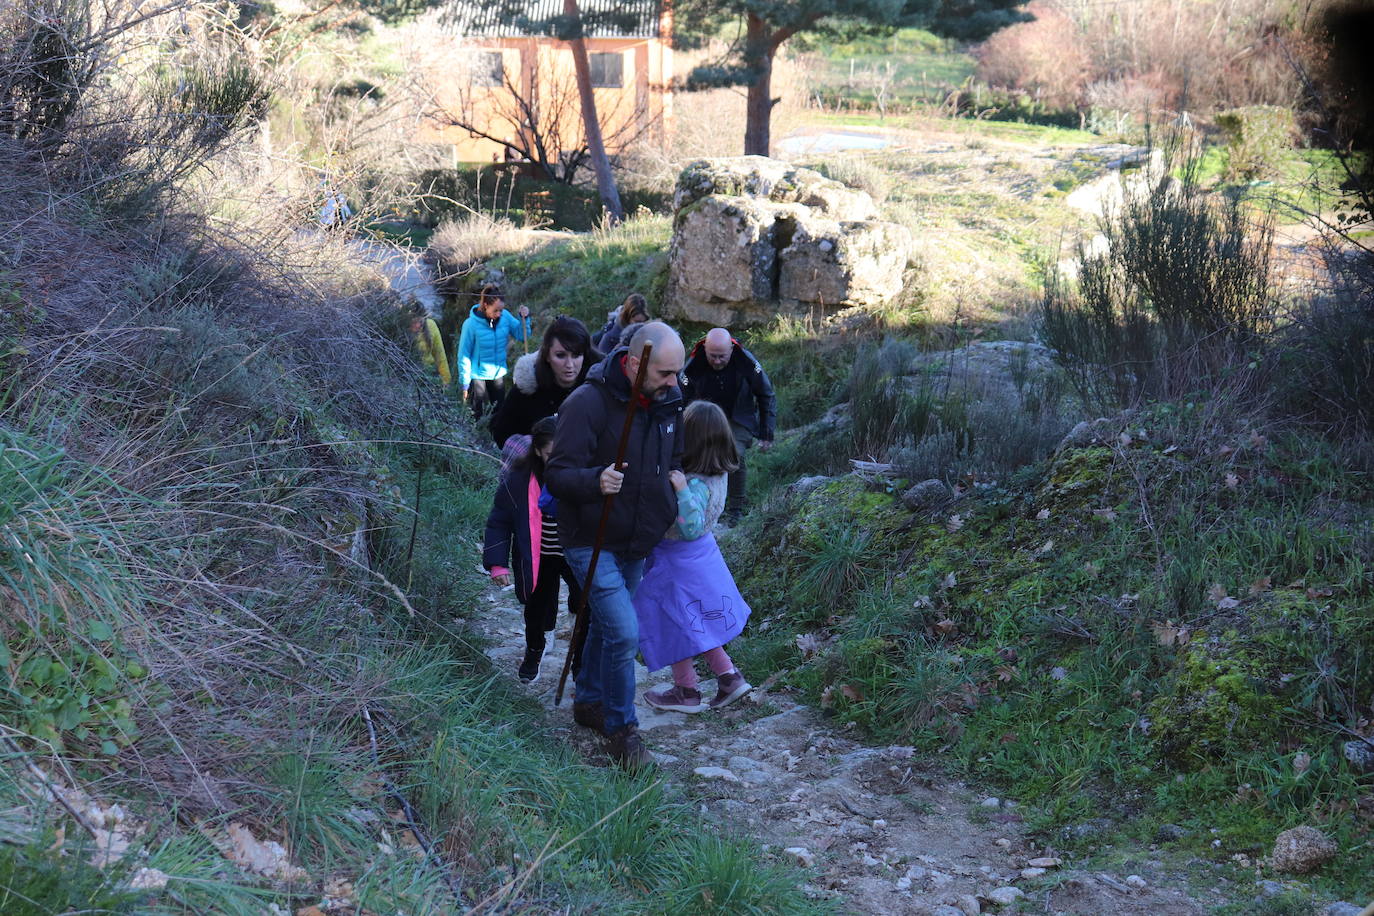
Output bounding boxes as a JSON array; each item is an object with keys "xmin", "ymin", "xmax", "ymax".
[{"xmin": 457, "ymin": 305, "xmax": 528, "ymax": 387}]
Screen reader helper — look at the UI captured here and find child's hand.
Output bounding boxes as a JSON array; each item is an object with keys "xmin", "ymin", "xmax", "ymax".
[{"xmin": 669, "ymin": 470, "xmax": 687, "ymax": 491}]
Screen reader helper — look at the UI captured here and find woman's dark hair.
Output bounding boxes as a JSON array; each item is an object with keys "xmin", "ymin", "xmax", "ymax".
[
  {"xmin": 682, "ymin": 401, "xmax": 739, "ymax": 476},
  {"xmin": 535, "ymin": 316, "xmax": 596, "ymax": 389},
  {"xmin": 518, "ymin": 416, "xmax": 559, "ymax": 477},
  {"xmin": 617, "ymin": 293, "xmax": 649, "ymax": 326},
  {"xmin": 478, "ymin": 283, "xmax": 503, "ymax": 306}
]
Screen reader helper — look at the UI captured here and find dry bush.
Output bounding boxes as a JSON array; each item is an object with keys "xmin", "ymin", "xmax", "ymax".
[
  {"xmin": 973, "ymin": 1, "xmax": 1090, "ymax": 111},
  {"xmin": 428, "ymin": 213, "xmax": 544, "ymax": 279}
]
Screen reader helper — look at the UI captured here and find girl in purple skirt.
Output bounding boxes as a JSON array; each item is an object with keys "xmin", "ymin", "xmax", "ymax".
[{"xmin": 635, "ymin": 401, "xmax": 754, "ymax": 714}]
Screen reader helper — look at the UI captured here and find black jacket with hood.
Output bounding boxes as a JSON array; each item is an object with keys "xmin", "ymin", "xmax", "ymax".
[
  {"xmin": 681, "ymin": 338, "xmax": 777, "ymax": 441},
  {"xmin": 545, "ymin": 348, "xmax": 683, "ymax": 560},
  {"xmin": 489, "ymin": 350, "xmax": 595, "ymax": 448}
]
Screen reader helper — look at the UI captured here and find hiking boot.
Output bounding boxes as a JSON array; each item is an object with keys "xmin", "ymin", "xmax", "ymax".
[
  {"xmin": 709, "ymin": 671, "xmax": 753, "ymax": 710},
  {"xmin": 517, "ymin": 646, "xmax": 543, "ymax": 684},
  {"xmin": 644, "ymin": 683, "xmax": 705, "ymax": 713},
  {"xmin": 572, "ymin": 701, "xmax": 605, "ymax": 735},
  {"xmin": 607, "ymin": 725, "xmax": 652, "ymax": 770}
]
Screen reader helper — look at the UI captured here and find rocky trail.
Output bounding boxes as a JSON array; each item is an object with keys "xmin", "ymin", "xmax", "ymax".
[{"xmin": 470, "ymin": 571, "xmax": 1236, "ymax": 915}]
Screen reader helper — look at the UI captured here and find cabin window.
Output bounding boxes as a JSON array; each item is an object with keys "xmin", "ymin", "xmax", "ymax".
[
  {"xmin": 589, "ymin": 52, "xmax": 623, "ymax": 88},
  {"xmin": 472, "ymin": 51, "xmax": 504, "ymax": 87}
]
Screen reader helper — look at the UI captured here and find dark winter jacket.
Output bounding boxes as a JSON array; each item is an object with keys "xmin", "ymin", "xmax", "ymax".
[
  {"xmin": 482, "ymin": 465, "xmax": 542, "ymax": 604},
  {"xmin": 545, "ymin": 349, "xmax": 683, "ymax": 560},
  {"xmin": 681, "ymin": 338, "xmax": 777, "ymax": 441},
  {"xmin": 593, "ymin": 314, "xmax": 633, "ymax": 354},
  {"xmin": 489, "ymin": 351, "xmax": 592, "ymax": 447}
]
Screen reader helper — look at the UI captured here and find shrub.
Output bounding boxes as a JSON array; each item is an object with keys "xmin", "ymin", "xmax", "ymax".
[
  {"xmin": 1041, "ymin": 150, "xmax": 1277, "ymax": 409},
  {"xmin": 1279, "ymin": 290, "xmax": 1374, "ymax": 436},
  {"xmin": 1214, "ymin": 106, "xmax": 1297, "ymax": 181},
  {"xmin": 973, "ymin": 1, "xmax": 1090, "ymax": 112},
  {"xmin": 809, "ymin": 155, "xmax": 891, "ymax": 203}
]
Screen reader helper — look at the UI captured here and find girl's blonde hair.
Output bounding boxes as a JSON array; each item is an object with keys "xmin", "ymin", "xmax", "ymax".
[{"xmin": 682, "ymin": 401, "xmax": 739, "ymax": 476}]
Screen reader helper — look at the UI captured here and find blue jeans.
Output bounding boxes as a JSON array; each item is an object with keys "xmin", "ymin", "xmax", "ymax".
[{"xmin": 565, "ymin": 546, "xmax": 644, "ymax": 733}]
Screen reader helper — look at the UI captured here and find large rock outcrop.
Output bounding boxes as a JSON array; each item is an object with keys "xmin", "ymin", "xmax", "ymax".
[{"xmin": 665, "ymin": 157, "xmax": 912, "ymax": 327}]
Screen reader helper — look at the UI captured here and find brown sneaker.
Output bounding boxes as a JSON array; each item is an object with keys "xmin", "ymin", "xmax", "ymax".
[
  {"xmin": 607, "ymin": 725, "xmax": 652, "ymax": 770},
  {"xmin": 572, "ymin": 701, "xmax": 605, "ymax": 735},
  {"xmin": 644, "ymin": 684, "xmax": 705, "ymax": 713},
  {"xmin": 709, "ymin": 671, "xmax": 753, "ymax": 710}
]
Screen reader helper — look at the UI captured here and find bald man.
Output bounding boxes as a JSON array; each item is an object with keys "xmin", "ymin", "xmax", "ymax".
[
  {"xmin": 546, "ymin": 321, "xmax": 685, "ymax": 768},
  {"xmin": 681, "ymin": 327, "xmax": 776, "ymax": 525}
]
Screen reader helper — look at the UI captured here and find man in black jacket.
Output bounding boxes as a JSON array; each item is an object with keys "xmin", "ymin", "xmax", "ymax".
[
  {"xmin": 545, "ymin": 321, "xmax": 685, "ymax": 768},
  {"xmin": 681, "ymin": 327, "xmax": 776, "ymax": 524}
]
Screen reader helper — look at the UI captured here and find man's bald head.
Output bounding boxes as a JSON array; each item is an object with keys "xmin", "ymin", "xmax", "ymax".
[
  {"xmin": 625, "ymin": 321, "xmax": 685, "ymax": 400},
  {"xmin": 704, "ymin": 327, "xmax": 734, "ymax": 370}
]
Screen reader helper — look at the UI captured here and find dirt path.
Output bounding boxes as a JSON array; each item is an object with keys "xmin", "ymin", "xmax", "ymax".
[{"xmin": 472, "ymin": 577, "xmax": 1238, "ymax": 915}]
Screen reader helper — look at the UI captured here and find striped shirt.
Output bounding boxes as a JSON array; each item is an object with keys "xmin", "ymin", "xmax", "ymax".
[{"xmin": 540, "ymin": 512, "xmax": 562, "ymax": 558}]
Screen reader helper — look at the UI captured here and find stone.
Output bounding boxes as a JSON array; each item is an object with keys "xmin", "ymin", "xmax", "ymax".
[
  {"xmin": 783, "ymin": 846, "xmax": 815, "ymax": 868},
  {"xmin": 693, "ymin": 766, "xmax": 741, "ymax": 783},
  {"xmin": 1021, "ymin": 867, "xmax": 1046, "ymax": 879},
  {"xmin": 980, "ymin": 797, "xmax": 1003, "ymax": 809},
  {"xmin": 788, "ymin": 475, "xmax": 834, "ymax": 498},
  {"xmin": 894, "ymin": 875, "xmax": 912, "ymax": 891},
  {"xmin": 994, "ymin": 838, "xmax": 1012, "ymax": 849},
  {"xmin": 930, "ymin": 907, "xmax": 966, "ymax": 916},
  {"xmin": 986, "ymin": 886, "xmax": 1024, "ymax": 906},
  {"xmin": 664, "ymin": 156, "xmax": 911, "ymax": 327},
  {"xmin": 672, "ymin": 156, "xmax": 877, "ymax": 220},
  {"xmin": 953, "ymin": 894, "xmax": 982, "ymax": 915},
  {"xmin": 1326, "ymin": 903, "xmax": 1364, "ymax": 916},
  {"xmin": 1343, "ymin": 739, "xmax": 1374, "ymax": 774},
  {"xmin": 1255, "ymin": 880, "xmax": 1285, "ymax": 896},
  {"xmin": 778, "ymin": 213, "xmax": 911, "ymax": 311},
  {"xmin": 1155, "ymin": 823, "xmax": 1190, "ymax": 842},
  {"xmin": 1026, "ymin": 857, "xmax": 1062, "ymax": 868},
  {"xmin": 665, "ymin": 195, "xmax": 806, "ymax": 326},
  {"xmin": 1270, "ymin": 826, "xmax": 1338, "ymax": 874},
  {"xmin": 1125, "ymin": 874, "xmax": 1147, "ymax": 889},
  {"xmin": 902, "ymin": 479, "xmax": 951, "ymax": 511}
]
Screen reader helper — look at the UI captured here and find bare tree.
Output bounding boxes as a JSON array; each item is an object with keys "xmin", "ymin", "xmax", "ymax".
[{"xmin": 411, "ymin": 45, "xmax": 655, "ymax": 188}]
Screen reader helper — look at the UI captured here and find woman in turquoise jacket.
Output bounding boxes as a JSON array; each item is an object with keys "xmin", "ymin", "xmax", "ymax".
[{"xmin": 457, "ymin": 284, "xmax": 530, "ymax": 418}]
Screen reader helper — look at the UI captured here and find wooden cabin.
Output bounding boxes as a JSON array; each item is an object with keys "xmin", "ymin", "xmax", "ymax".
[{"xmin": 420, "ymin": 1, "xmax": 673, "ymax": 171}]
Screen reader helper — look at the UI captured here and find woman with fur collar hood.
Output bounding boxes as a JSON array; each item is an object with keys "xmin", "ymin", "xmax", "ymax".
[{"xmin": 490, "ymin": 316, "xmax": 598, "ymax": 448}]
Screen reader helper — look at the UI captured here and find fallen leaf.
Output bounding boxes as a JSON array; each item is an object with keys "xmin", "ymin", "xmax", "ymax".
[
  {"xmin": 941, "ymin": 571, "xmax": 957, "ymax": 589},
  {"xmin": 1249, "ymin": 431, "xmax": 1268, "ymax": 449},
  {"xmin": 1294, "ymin": 752, "xmax": 1311, "ymax": 774},
  {"xmin": 995, "ymin": 665, "xmax": 1017, "ymax": 682},
  {"xmin": 1035, "ymin": 508, "xmax": 1051, "ymax": 520},
  {"xmin": 796, "ymin": 633, "xmax": 822, "ymax": 658},
  {"xmin": 1217, "ymin": 445, "xmax": 1235, "ymax": 458},
  {"xmin": 1082, "ymin": 561, "xmax": 1102, "ymax": 579},
  {"xmin": 1216, "ymin": 595, "xmax": 1241, "ymax": 610},
  {"xmin": 1050, "ymin": 666, "xmax": 1068, "ymax": 681},
  {"xmin": 1224, "ymin": 472, "xmax": 1239, "ymax": 489},
  {"xmin": 1152, "ymin": 621, "xmax": 1190, "ymax": 647},
  {"xmin": 1248, "ymin": 576, "xmax": 1272, "ymax": 597},
  {"xmin": 1092, "ymin": 508, "xmax": 1118, "ymax": 521},
  {"xmin": 840, "ymin": 684, "xmax": 865, "ymax": 702},
  {"xmin": 947, "ymin": 514, "xmax": 965, "ymax": 532},
  {"xmin": 1036, "ymin": 538, "xmax": 1055, "ymax": 556},
  {"xmin": 1207, "ymin": 583, "xmax": 1229, "ymax": 603},
  {"xmin": 1163, "ymin": 445, "xmax": 1179, "ymax": 455},
  {"xmin": 998, "ymin": 647, "xmax": 1019, "ymax": 663},
  {"xmin": 999, "ymin": 732, "xmax": 1018, "ymax": 744},
  {"xmin": 1119, "ymin": 431, "xmax": 1134, "ymax": 447},
  {"xmin": 934, "ymin": 618, "xmax": 958, "ymax": 636},
  {"xmin": 913, "ymin": 595, "xmax": 934, "ymax": 609},
  {"xmin": 1306, "ymin": 586, "xmax": 1334, "ymax": 599},
  {"xmin": 820, "ymin": 685, "xmax": 835, "ymax": 708},
  {"xmin": 297, "ymin": 908, "xmax": 328, "ymax": 916}
]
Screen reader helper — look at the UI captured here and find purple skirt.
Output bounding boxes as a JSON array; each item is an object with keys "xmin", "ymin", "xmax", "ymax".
[{"xmin": 633, "ymin": 533, "xmax": 751, "ymax": 672}]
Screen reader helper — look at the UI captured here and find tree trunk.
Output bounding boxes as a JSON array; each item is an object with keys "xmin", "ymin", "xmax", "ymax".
[
  {"xmin": 565, "ymin": 0, "xmax": 624, "ymax": 224},
  {"xmin": 743, "ymin": 12, "xmax": 774, "ymax": 157}
]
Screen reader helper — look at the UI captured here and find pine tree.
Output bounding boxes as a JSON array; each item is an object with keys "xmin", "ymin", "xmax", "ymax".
[{"xmin": 673, "ymin": 0, "xmax": 1033, "ymax": 155}]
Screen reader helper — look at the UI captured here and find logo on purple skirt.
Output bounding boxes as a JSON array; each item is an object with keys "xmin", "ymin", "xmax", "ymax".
[{"xmin": 686, "ymin": 597, "xmax": 736, "ymax": 634}]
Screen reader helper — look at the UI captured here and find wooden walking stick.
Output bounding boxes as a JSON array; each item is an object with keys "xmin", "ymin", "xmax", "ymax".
[
  {"xmin": 554, "ymin": 342, "xmax": 654, "ymax": 706},
  {"xmin": 521, "ymin": 311, "xmax": 530, "ymax": 355}
]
